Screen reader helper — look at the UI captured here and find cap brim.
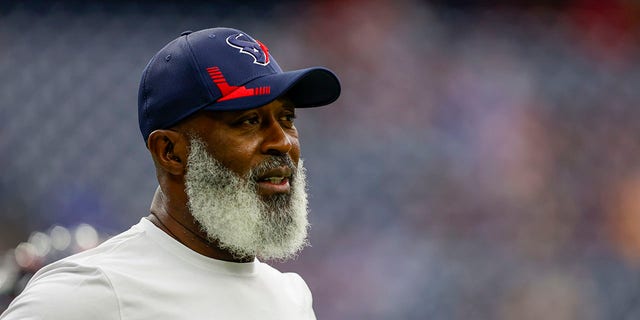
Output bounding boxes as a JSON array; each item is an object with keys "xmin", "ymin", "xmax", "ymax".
[{"xmin": 204, "ymin": 67, "xmax": 341, "ymax": 111}]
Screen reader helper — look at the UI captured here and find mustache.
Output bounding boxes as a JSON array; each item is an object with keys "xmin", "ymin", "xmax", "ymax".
[{"xmin": 248, "ymin": 155, "xmax": 297, "ymax": 182}]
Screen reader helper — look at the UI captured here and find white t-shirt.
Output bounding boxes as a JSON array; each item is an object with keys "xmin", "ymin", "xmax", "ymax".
[{"xmin": 1, "ymin": 218, "xmax": 316, "ymax": 319}]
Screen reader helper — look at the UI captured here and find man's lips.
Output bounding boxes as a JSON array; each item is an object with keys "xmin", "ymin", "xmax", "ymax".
[
  {"xmin": 255, "ymin": 166, "xmax": 293, "ymax": 195},
  {"xmin": 255, "ymin": 166, "xmax": 293, "ymax": 182}
]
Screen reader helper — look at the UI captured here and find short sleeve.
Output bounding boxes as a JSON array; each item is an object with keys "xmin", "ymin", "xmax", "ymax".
[
  {"xmin": 284, "ymin": 272, "xmax": 316, "ymax": 320},
  {"xmin": 0, "ymin": 263, "xmax": 120, "ymax": 320}
]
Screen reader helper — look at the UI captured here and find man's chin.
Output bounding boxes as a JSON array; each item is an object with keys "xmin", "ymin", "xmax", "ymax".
[{"xmin": 185, "ymin": 137, "xmax": 308, "ymax": 261}]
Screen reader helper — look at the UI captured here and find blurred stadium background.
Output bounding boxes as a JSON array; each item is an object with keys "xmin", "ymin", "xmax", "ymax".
[{"xmin": 1, "ymin": 0, "xmax": 640, "ymax": 318}]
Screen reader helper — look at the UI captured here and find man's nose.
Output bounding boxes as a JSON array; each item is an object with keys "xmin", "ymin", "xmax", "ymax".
[{"xmin": 260, "ymin": 122, "xmax": 293, "ymax": 156}]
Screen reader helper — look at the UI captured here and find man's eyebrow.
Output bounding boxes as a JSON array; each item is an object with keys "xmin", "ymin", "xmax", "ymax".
[{"xmin": 280, "ymin": 101, "xmax": 296, "ymax": 110}]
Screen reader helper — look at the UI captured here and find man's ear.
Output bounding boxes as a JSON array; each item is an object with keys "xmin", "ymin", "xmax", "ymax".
[{"xmin": 147, "ymin": 129, "xmax": 189, "ymax": 175}]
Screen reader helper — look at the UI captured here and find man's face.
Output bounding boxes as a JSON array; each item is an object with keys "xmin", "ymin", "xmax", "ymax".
[
  {"xmin": 185, "ymin": 99, "xmax": 301, "ymax": 196},
  {"xmin": 180, "ymin": 99, "xmax": 309, "ymax": 260}
]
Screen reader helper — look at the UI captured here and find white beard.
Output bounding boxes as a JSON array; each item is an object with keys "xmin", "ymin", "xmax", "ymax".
[{"xmin": 184, "ymin": 137, "xmax": 309, "ymax": 261}]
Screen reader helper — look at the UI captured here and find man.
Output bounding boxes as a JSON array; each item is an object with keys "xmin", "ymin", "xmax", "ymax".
[{"xmin": 1, "ymin": 27, "xmax": 340, "ymax": 319}]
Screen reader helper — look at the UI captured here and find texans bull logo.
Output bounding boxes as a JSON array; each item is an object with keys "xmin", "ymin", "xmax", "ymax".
[{"xmin": 226, "ymin": 33, "xmax": 270, "ymax": 66}]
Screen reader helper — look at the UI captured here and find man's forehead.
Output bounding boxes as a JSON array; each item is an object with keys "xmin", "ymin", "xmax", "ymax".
[{"xmin": 206, "ymin": 99, "xmax": 294, "ymax": 117}]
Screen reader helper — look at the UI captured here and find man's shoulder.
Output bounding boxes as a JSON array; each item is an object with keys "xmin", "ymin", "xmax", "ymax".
[
  {"xmin": 256, "ymin": 260, "xmax": 305, "ymax": 279},
  {"xmin": 256, "ymin": 261, "xmax": 312, "ymax": 294},
  {"xmin": 59, "ymin": 219, "xmax": 153, "ymax": 267},
  {"xmin": 0, "ymin": 221, "xmax": 155, "ymax": 319},
  {"xmin": 0, "ymin": 261, "xmax": 120, "ymax": 319}
]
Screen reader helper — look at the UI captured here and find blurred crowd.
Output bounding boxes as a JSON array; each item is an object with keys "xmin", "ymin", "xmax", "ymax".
[{"xmin": 1, "ymin": 0, "xmax": 640, "ymax": 318}]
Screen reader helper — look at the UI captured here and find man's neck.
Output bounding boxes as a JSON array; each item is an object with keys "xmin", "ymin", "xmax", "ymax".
[{"xmin": 147, "ymin": 186, "xmax": 254, "ymax": 263}]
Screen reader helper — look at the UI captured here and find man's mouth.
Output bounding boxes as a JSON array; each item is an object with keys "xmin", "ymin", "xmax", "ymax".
[
  {"xmin": 260, "ymin": 176, "xmax": 289, "ymax": 184},
  {"xmin": 255, "ymin": 167, "xmax": 293, "ymax": 195}
]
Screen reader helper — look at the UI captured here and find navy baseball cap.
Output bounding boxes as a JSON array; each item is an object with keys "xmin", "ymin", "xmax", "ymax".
[{"xmin": 138, "ymin": 27, "xmax": 341, "ymax": 142}]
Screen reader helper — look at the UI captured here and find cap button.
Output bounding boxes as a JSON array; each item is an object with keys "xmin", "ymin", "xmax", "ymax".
[{"xmin": 180, "ymin": 30, "xmax": 193, "ymax": 36}]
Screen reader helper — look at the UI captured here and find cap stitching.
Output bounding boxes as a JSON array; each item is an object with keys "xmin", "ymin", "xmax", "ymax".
[
  {"xmin": 140, "ymin": 53, "xmax": 161, "ymax": 140},
  {"xmin": 184, "ymin": 34, "xmax": 217, "ymax": 105}
]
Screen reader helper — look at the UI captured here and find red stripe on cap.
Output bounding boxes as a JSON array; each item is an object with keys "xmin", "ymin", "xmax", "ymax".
[
  {"xmin": 206, "ymin": 67, "xmax": 271, "ymax": 102},
  {"xmin": 256, "ymin": 40, "xmax": 270, "ymax": 65}
]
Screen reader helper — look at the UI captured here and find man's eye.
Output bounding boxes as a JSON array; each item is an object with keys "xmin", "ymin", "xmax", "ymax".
[
  {"xmin": 281, "ymin": 114, "xmax": 296, "ymax": 122},
  {"xmin": 241, "ymin": 116, "xmax": 260, "ymax": 125}
]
